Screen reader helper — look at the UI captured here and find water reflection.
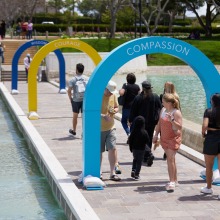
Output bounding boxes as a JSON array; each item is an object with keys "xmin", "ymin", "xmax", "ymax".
[
  {"xmin": 112, "ymin": 73, "xmax": 205, "ymax": 124},
  {"xmin": 0, "ymin": 97, "xmax": 67, "ymax": 219}
]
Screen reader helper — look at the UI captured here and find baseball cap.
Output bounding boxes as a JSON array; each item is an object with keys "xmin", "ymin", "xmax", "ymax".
[
  {"xmin": 27, "ymin": 53, "xmax": 30, "ymax": 57},
  {"xmin": 142, "ymin": 80, "xmax": 153, "ymax": 89},
  {"xmin": 106, "ymin": 80, "xmax": 118, "ymax": 94}
]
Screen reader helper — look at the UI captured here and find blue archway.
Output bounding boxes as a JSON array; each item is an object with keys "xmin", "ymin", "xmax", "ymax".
[
  {"xmin": 11, "ymin": 40, "xmax": 65, "ymax": 93},
  {"xmin": 83, "ymin": 36, "xmax": 220, "ymax": 177}
]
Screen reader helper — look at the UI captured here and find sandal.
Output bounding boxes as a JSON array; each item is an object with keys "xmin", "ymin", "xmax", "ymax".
[{"xmin": 109, "ymin": 174, "xmax": 121, "ymax": 181}]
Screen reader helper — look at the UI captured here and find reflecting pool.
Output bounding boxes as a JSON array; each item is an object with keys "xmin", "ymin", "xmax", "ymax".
[
  {"xmin": 0, "ymin": 96, "xmax": 67, "ymax": 219},
  {"xmin": 112, "ymin": 73, "xmax": 206, "ymax": 124}
]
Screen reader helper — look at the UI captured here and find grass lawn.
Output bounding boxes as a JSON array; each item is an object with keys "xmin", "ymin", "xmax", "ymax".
[{"xmin": 59, "ymin": 37, "xmax": 220, "ymax": 66}]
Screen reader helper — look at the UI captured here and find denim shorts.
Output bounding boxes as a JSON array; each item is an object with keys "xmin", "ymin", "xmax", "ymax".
[{"xmin": 101, "ymin": 128, "xmax": 116, "ymax": 152}]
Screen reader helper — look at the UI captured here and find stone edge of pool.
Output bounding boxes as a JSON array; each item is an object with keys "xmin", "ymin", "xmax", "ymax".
[{"xmin": 0, "ymin": 82, "xmax": 100, "ymax": 220}]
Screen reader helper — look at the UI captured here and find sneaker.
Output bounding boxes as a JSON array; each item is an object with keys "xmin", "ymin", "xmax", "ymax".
[
  {"xmin": 146, "ymin": 155, "xmax": 155, "ymax": 167},
  {"xmin": 200, "ymin": 186, "xmax": 213, "ymax": 194},
  {"xmin": 165, "ymin": 182, "xmax": 175, "ymax": 192},
  {"xmin": 115, "ymin": 164, "xmax": 122, "ymax": 174},
  {"xmin": 131, "ymin": 171, "xmax": 135, "ymax": 179},
  {"xmin": 134, "ymin": 176, "xmax": 140, "ymax": 181},
  {"xmin": 69, "ymin": 129, "xmax": 76, "ymax": 136}
]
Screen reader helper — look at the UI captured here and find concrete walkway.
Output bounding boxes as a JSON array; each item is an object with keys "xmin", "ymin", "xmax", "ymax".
[{"xmin": 3, "ymin": 81, "xmax": 220, "ymax": 220}]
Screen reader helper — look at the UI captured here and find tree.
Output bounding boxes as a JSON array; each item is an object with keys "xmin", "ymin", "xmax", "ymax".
[
  {"xmin": 78, "ymin": 0, "xmax": 129, "ymax": 38},
  {"xmin": 182, "ymin": 0, "xmax": 220, "ymax": 37},
  {"xmin": 0, "ymin": 0, "xmax": 45, "ymax": 25},
  {"xmin": 162, "ymin": 0, "xmax": 186, "ymax": 33},
  {"xmin": 47, "ymin": 0, "xmax": 64, "ymax": 13},
  {"xmin": 130, "ymin": 0, "xmax": 170, "ymax": 36}
]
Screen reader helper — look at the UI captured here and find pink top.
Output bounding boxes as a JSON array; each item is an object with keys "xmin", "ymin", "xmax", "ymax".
[{"xmin": 160, "ymin": 108, "xmax": 181, "ymax": 150}]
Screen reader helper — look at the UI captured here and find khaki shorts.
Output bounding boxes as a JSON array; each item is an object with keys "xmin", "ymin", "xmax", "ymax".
[{"xmin": 101, "ymin": 128, "xmax": 116, "ymax": 152}]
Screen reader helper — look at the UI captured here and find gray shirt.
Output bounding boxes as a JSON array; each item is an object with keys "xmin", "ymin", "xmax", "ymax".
[{"xmin": 69, "ymin": 75, "xmax": 89, "ymax": 102}]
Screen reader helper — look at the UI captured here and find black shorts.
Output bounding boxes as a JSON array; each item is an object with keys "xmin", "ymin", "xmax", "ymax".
[
  {"xmin": 203, "ymin": 130, "xmax": 220, "ymax": 155},
  {"xmin": 71, "ymin": 100, "xmax": 83, "ymax": 113}
]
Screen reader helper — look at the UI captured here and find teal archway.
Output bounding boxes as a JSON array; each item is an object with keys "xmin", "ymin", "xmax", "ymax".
[{"xmin": 83, "ymin": 37, "xmax": 220, "ymax": 177}]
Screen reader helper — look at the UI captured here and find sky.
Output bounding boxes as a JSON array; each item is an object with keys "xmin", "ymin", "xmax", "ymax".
[{"xmin": 186, "ymin": 6, "xmax": 206, "ymax": 17}]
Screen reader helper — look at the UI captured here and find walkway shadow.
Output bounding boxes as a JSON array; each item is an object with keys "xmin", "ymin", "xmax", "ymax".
[
  {"xmin": 52, "ymin": 135, "xmax": 81, "ymax": 141},
  {"xmin": 106, "ymin": 179, "xmax": 167, "ymax": 189},
  {"xmin": 178, "ymin": 194, "xmax": 218, "ymax": 201}
]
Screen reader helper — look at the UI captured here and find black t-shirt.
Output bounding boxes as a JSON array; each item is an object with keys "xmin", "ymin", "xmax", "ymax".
[
  {"xmin": 129, "ymin": 92, "xmax": 162, "ymax": 128},
  {"xmin": 122, "ymin": 83, "xmax": 140, "ymax": 109},
  {"xmin": 204, "ymin": 107, "xmax": 220, "ymax": 129}
]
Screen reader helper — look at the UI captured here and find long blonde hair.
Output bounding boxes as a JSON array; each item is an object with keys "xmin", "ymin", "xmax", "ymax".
[
  {"xmin": 164, "ymin": 82, "xmax": 179, "ymax": 101},
  {"xmin": 162, "ymin": 93, "xmax": 180, "ymax": 110}
]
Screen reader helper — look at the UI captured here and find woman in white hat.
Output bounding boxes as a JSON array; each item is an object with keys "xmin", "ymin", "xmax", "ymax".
[{"xmin": 23, "ymin": 53, "xmax": 32, "ymax": 82}]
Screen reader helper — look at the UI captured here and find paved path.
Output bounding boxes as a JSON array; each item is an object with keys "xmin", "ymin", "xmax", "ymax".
[{"xmin": 4, "ymin": 81, "xmax": 220, "ymax": 220}]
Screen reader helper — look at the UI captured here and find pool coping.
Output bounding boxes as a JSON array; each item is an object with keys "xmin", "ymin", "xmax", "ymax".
[{"xmin": 0, "ymin": 82, "xmax": 99, "ymax": 220}]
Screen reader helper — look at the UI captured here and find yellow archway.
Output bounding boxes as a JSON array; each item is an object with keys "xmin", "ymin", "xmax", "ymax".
[{"xmin": 28, "ymin": 39, "xmax": 102, "ymax": 119}]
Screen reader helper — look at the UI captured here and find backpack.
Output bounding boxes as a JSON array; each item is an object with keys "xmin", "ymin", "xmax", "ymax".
[{"xmin": 74, "ymin": 76, "xmax": 87, "ymax": 99}]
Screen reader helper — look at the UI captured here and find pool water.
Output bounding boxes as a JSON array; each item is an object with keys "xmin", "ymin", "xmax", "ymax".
[
  {"xmin": 112, "ymin": 73, "xmax": 206, "ymax": 124},
  {"xmin": 0, "ymin": 97, "xmax": 67, "ymax": 220}
]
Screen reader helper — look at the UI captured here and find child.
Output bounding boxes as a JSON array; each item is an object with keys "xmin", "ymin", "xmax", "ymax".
[{"xmin": 129, "ymin": 116, "xmax": 150, "ymax": 180}]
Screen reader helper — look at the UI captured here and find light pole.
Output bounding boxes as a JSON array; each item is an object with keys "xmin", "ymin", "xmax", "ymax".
[
  {"xmin": 132, "ymin": 0, "xmax": 137, "ymax": 38},
  {"xmin": 132, "ymin": 0, "xmax": 150, "ymax": 38}
]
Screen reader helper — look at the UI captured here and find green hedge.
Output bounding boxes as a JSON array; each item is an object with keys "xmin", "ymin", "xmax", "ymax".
[{"xmin": 32, "ymin": 23, "xmax": 220, "ymax": 35}]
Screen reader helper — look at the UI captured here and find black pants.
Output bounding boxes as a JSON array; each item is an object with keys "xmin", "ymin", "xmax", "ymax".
[
  {"xmin": 132, "ymin": 149, "xmax": 145, "ymax": 176},
  {"xmin": 144, "ymin": 126, "xmax": 155, "ymax": 160}
]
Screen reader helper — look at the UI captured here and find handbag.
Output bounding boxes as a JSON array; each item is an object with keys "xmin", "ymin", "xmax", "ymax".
[
  {"xmin": 118, "ymin": 94, "xmax": 126, "ymax": 106},
  {"xmin": 118, "ymin": 85, "xmax": 127, "ymax": 106}
]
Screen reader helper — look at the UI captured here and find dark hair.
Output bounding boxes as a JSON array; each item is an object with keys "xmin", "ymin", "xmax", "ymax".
[
  {"xmin": 211, "ymin": 93, "xmax": 220, "ymax": 127},
  {"xmin": 76, "ymin": 63, "xmax": 84, "ymax": 74},
  {"xmin": 126, "ymin": 73, "xmax": 136, "ymax": 84},
  {"xmin": 211, "ymin": 93, "xmax": 220, "ymax": 108}
]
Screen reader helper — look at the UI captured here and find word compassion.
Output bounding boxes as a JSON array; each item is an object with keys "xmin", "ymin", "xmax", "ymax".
[{"xmin": 127, "ymin": 41, "xmax": 190, "ymax": 56}]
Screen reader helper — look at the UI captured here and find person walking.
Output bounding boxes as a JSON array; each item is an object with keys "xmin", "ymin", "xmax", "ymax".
[
  {"xmin": 67, "ymin": 63, "xmax": 88, "ymax": 137},
  {"xmin": 129, "ymin": 116, "xmax": 150, "ymax": 181},
  {"xmin": 118, "ymin": 73, "xmax": 140, "ymax": 143},
  {"xmin": 0, "ymin": 43, "xmax": 5, "ymax": 64},
  {"xmin": 153, "ymin": 93, "xmax": 182, "ymax": 192},
  {"xmin": 200, "ymin": 93, "xmax": 220, "ymax": 197},
  {"xmin": 101, "ymin": 80, "xmax": 121, "ymax": 180},
  {"xmin": 129, "ymin": 80, "xmax": 162, "ymax": 166},
  {"xmin": 160, "ymin": 82, "xmax": 181, "ymax": 160},
  {"xmin": 1, "ymin": 20, "xmax": 6, "ymax": 39},
  {"xmin": 23, "ymin": 53, "xmax": 32, "ymax": 82}
]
